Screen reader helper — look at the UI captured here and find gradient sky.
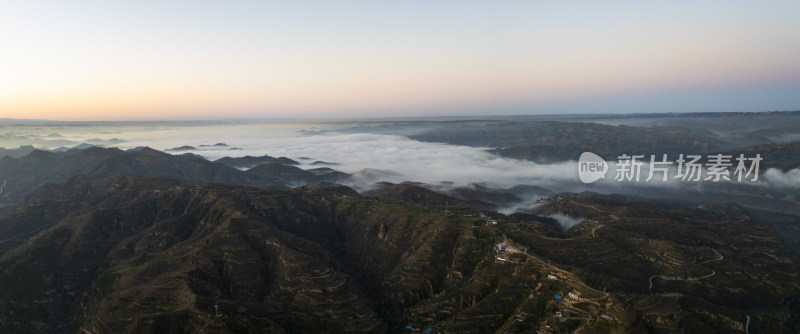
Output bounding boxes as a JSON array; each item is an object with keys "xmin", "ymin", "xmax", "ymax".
[{"xmin": 1, "ymin": 1, "xmax": 799, "ymax": 121}]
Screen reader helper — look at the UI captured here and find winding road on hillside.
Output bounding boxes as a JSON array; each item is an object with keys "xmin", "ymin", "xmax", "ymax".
[
  {"xmin": 534, "ymin": 225, "xmax": 602, "ymax": 241},
  {"xmin": 648, "ymin": 248, "xmax": 723, "ymax": 292},
  {"xmin": 702, "ymin": 248, "xmax": 723, "ymax": 264},
  {"xmin": 503, "ymin": 236, "xmax": 610, "ymax": 300},
  {"xmin": 744, "ymin": 315, "xmax": 750, "ymax": 334}
]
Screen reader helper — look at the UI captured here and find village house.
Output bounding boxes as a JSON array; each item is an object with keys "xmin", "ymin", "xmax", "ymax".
[{"xmin": 567, "ymin": 291, "xmax": 581, "ymax": 301}]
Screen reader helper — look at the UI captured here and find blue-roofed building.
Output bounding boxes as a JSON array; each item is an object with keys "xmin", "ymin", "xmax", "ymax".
[
  {"xmin": 554, "ymin": 294, "xmax": 563, "ymax": 301},
  {"xmin": 406, "ymin": 325, "xmax": 413, "ymax": 329},
  {"xmin": 426, "ymin": 328, "xmax": 433, "ymax": 332}
]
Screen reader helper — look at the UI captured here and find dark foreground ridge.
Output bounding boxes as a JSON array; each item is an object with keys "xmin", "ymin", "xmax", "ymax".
[{"xmin": 0, "ymin": 146, "xmax": 798, "ymax": 332}]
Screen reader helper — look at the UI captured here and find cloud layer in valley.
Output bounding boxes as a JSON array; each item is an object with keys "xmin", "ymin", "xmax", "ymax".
[{"xmin": 4, "ymin": 121, "xmax": 799, "ymax": 213}]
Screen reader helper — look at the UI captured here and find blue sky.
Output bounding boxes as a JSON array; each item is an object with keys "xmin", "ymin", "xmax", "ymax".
[{"xmin": 1, "ymin": 1, "xmax": 799, "ymax": 120}]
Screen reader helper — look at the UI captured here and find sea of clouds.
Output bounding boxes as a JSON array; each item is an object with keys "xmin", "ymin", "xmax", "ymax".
[{"xmin": 2, "ymin": 121, "xmax": 798, "ymax": 210}]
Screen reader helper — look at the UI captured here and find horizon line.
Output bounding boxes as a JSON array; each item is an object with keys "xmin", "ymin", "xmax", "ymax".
[{"xmin": 4, "ymin": 109, "xmax": 800, "ymax": 124}]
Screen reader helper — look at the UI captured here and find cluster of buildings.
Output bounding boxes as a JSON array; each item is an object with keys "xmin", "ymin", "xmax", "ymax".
[
  {"xmin": 554, "ymin": 310, "xmax": 573, "ymax": 318},
  {"xmin": 479, "ymin": 213, "xmax": 498, "ymax": 225},
  {"xmin": 554, "ymin": 290, "xmax": 582, "ymax": 303},
  {"xmin": 494, "ymin": 241, "xmax": 526, "ymax": 263}
]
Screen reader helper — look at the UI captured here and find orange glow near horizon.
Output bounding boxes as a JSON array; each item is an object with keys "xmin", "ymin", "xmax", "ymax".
[{"xmin": 2, "ymin": 1, "xmax": 800, "ymax": 120}]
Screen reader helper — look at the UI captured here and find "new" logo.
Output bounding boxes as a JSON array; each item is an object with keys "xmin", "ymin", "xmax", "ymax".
[{"xmin": 578, "ymin": 152, "xmax": 608, "ymax": 184}]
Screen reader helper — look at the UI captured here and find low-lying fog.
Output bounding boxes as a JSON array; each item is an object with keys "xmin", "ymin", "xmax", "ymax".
[{"xmin": 2, "ymin": 120, "xmax": 798, "ymax": 213}]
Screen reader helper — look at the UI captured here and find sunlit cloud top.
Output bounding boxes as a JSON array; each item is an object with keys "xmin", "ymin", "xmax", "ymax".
[{"xmin": 1, "ymin": 1, "xmax": 800, "ymax": 120}]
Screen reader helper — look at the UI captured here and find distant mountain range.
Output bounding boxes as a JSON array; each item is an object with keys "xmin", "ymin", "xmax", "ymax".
[{"xmin": 409, "ymin": 112, "xmax": 800, "ymax": 166}]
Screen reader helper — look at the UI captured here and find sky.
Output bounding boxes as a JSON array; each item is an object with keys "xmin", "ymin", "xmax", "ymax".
[{"xmin": 1, "ymin": 1, "xmax": 799, "ymax": 121}]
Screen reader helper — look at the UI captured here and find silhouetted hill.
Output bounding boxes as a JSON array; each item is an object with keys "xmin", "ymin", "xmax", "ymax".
[
  {"xmin": 245, "ymin": 163, "xmax": 318, "ymax": 184},
  {"xmin": 215, "ymin": 155, "xmax": 299, "ymax": 168},
  {"xmin": 365, "ymin": 182, "xmax": 470, "ymax": 209},
  {"xmin": 0, "ymin": 145, "xmax": 37, "ymax": 159},
  {"xmin": 0, "ymin": 147, "xmax": 339, "ymax": 213}
]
